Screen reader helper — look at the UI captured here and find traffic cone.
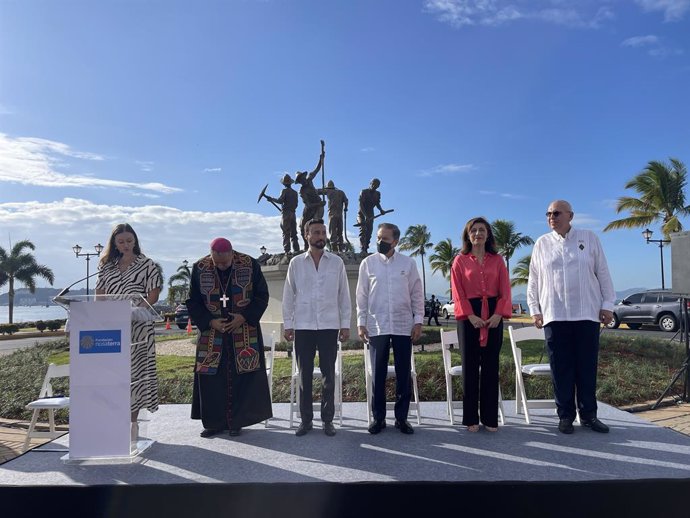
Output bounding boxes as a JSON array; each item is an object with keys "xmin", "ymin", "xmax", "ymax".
[
  {"xmin": 186, "ymin": 318, "xmax": 193, "ymax": 334},
  {"xmin": 165, "ymin": 318, "xmax": 171, "ymax": 330}
]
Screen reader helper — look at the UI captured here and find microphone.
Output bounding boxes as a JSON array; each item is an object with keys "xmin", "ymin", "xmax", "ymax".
[{"xmin": 56, "ymin": 270, "xmax": 101, "ymax": 297}]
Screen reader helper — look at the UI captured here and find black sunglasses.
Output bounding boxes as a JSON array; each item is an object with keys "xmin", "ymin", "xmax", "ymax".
[{"xmin": 545, "ymin": 211, "xmax": 566, "ymax": 218}]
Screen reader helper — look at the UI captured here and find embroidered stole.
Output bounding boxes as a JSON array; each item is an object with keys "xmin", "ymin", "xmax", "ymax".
[{"xmin": 195, "ymin": 252, "xmax": 261, "ymax": 375}]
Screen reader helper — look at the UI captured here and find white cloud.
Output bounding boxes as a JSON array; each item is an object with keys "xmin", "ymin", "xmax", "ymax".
[
  {"xmin": 647, "ymin": 45, "xmax": 684, "ymax": 57},
  {"xmin": 536, "ymin": 5, "xmax": 614, "ymax": 27},
  {"xmin": 572, "ymin": 213, "xmax": 601, "ymax": 228},
  {"xmin": 423, "ymin": 0, "xmax": 614, "ymax": 29},
  {"xmin": 634, "ymin": 0, "xmax": 690, "ymax": 21},
  {"xmin": 360, "ymin": 147, "xmax": 375, "ymax": 153},
  {"xmin": 0, "ymin": 198, "xmax": 283, "ymax": 290},
  {"xmin": 601, "ymin": 198, "xmax": 620, "ymax": 210},
  {"xmin": 0, "ymin": 133, "xmax": 181, "ymax": 194},
  {"xmin": 479, "ymin": 190, "xmax": 526, "ymax": 199},
  {"xmin": 419, "ymin": 163, "xmax": 476, "ymax": 177},
  {"xmin": 136, "ymin": 160, "xmax": 155, "ymax": 172},
  {"xmin": 621, "ymin": 34, "xmax": 683, "ymax": 57},
  {"xmin": 621, "ymin": 34, "xmax": 659, "ymax": 47},
  {"xmin": 203, "ymin": 167, "xmax": 222, "ymax": 173}
]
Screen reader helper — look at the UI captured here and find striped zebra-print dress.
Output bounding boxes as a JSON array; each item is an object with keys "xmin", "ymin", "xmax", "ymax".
[{"xmin": 96, "ymin": 254, "xmax": 162, "ymax": 414}]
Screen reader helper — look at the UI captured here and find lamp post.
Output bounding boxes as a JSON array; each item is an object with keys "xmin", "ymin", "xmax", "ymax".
[
  {"xmin": 73, "ymin": 243, "xmax": 104, "ymax": 298},
  {"xmin": 181, "ymin": 260, "xmax": 189, "ymax": 303},
  {"xmin": 260, "ymin": 246, "xmax": 267, "ymax": 256},
  {"xmin": 642, "ymin": 229, "xmax": 671, "ymax": 290}
]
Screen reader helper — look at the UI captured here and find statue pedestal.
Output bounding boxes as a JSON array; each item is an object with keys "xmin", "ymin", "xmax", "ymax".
[{"xmin": 260, "ymin": 262, "xmax": 361, "ymax": 341}]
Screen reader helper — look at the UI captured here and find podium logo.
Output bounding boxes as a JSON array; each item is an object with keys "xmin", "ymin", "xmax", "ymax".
[
  {"xmin": 79, "ymin": 330, "xmax": 122, "ymax": 354},
  {"xmin": 80, "ymin": 335, "xmax": 94, "ymax": 350}
]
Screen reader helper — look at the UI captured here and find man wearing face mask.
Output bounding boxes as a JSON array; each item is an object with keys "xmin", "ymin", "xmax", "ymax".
[{"xmin": 356, "ymin": 223, "xmax": 424, "ymax": 435}]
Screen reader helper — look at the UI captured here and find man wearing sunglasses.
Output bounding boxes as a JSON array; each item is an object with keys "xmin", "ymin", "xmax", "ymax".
[{"xmin": 527, "ymin": 200, "xmax": 615, "ymax": 435}]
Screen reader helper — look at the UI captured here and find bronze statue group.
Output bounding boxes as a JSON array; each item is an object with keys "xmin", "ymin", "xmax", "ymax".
[{"xmin": 259, "ymin": 141, "xmax": 392, "ymax": 257}]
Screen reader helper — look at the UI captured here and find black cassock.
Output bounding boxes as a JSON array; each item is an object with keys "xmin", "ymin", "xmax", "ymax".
[{"xmin": 187, "ymin": 254, "xmax": 272, "ymax": 431}]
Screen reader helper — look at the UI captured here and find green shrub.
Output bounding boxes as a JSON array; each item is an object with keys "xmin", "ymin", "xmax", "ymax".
[
  {"xmin": 36, "ymin": 321, "xmax": 47, "ymax": 333},
  {"xmin": 0, "ymin": 324, "xmax": 19, "ymax": 335},
  {"xmin": 46, "ymin": 320, "xmax": 62, "ymax": 331},
  {"xmin": 0, "ymin": 339, "xmax": 70, "ymax": 422}
]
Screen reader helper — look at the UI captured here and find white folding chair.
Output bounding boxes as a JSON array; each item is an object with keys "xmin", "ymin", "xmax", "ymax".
[
  {"xmin": 264, "ymin": 332, "xmax": 277, "ymax": 427},
  {"xmin": 508, "ymin": 325, "xmax": 579, "ymax": 424},
  {"xmin": 289, "ymin": 341, "xmax": 343, "ymax": 428},
  {"xmin": 440, "ymin": 329, "xmax": 505, "ymax": 425},
  {"xmin": 363, "ymin": 340, "xmax": 421, "ymax": 426},
  {"xmin": 23, "ymin": 363, "xmax": 70, "ymax": 452},
  {"xmin": 440, "ymin": 329, "xmax": 463, "ymax": 424}
]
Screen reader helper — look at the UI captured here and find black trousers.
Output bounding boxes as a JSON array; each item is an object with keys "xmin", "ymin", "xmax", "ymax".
[
  {"xmin": 458, "ymin": 297, "xmax": 503, "ymax": 427},
  {"xmin": 294, "ymin": 329, "xmax": 338, "ymax": 424},
  {"xmin": 544, "ymin": 320, "xmax": 600, "ymax": 421},
  {"xmin": 369, "ymin": 334, "xmax": 412, "ymax": 422}
]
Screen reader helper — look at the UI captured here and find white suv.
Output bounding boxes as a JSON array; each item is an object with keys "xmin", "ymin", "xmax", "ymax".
[{"xmin": 441, "ymin": 302, "xmax": 455, "ymax": 319}]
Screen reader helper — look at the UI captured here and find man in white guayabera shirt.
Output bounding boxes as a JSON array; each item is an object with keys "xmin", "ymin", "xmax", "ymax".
[
  {"xmin": 527, "ymin": 200, "xmax": 615, "ymax": 435},
  {"xmin": 357, "ymin": 222, "xmax": 424, "ymax": 436},
  {"xmin": 283, "ymin": 219, "xmax": 351, "ymax": 438}
]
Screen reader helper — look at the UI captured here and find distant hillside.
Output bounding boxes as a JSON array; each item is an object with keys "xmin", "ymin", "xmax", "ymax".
[
  {"xmin": 0, "ymin": 287, "xmax": 88, "ymax": 306},
  {"xmin": 616, "ymin": 287, "xmax": 647, "ymax": 301},
  {"xmin": 431, "ymin": 288, "xmax": 650, "ymax": 307}
]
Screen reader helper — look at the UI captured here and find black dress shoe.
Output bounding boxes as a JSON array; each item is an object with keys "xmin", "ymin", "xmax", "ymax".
[
  {"xmin": 295, "ymin": 421, "xmax": 313, "ymax": 437},
  {"xmin": 323, "ymin": 422, "xmax": 336, "ymax": 437},
  {"xmin": 558, "ymin": 418, "xmax": 575, "ymax": 434},
  {"xmin": 200, "ymin": 428, "xmax": 223, "ymax": 438},
  {"xmin": 368, "ymin": 420, "xmax": 386, "ymax": 434},
  {"xmin": 228, "ymin": 428, "xmax": 241, "ymax": 437},
  {"xmin": 395, "ymin": 420, "xmax": 414, "ymax": 435},
  {"xmin": 581, "ymin": 417, "xmax": 609, "ymax": 433}
]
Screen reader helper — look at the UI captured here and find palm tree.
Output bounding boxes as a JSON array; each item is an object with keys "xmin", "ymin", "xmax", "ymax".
[
  {"xmin": 399, "ymin": 224, "xmax": 433, "ymax": 297},
  {"xmin": 0, "ymin": 240, "xmax": 55, "ymax": 323},
  {"xmin": 429, "ymin": 238, "xmax": 459, "ymax": 295},
  {"xmin": 491, "ymin": 219, "xmax": 534, "ymax": 273},
  {"xmin": 604, "ymin": 158, "xmax": 689, "ymax": 239},
  {"xmin": 511, "ymin": 254, "xmax": 531, "ymax": 288},
  {"xmin": 167, "ymin": 260, "xmax": 190, "ymax": 305}
]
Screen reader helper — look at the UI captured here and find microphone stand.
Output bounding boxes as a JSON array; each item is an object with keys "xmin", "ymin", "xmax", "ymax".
[
  {"xmin": 652, "ymin": 297, "xmax": 690, "ymax": 408},
  {"xmin": 53, "ymin": 270, "xmax": 101, "ymax": 305}
]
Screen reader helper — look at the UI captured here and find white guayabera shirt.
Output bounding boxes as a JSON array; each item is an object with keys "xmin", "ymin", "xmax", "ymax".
[
  {"xmin": 527, "ymin": 228, "xmax": 615, "ymax": 327},
  {"xmin": 282, "ymin": 250, "xmax": 351, "ymax": 331},
  {"xmin": 356, "ymin": 251, "xmax": 425, "ymax": 337}
]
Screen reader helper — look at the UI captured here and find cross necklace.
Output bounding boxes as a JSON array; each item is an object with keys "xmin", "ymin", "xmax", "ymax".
[{"xmin": 216, "ymin": 268, "xmax": 232, "ymax": 309}]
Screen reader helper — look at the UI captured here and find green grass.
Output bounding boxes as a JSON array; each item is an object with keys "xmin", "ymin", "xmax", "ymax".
[
  {"xmin": 156, "ymin": 332, "xmax": 191, "ymax": 342},
  {"xmin": 1, "ymin": 330, "xmax": 686, "ymax": 424}
]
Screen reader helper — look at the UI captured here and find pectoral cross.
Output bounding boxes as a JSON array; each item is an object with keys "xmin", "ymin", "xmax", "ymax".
[{"xmin": 220, "ymin": 294, "xmax": 230, "ymax": 308}]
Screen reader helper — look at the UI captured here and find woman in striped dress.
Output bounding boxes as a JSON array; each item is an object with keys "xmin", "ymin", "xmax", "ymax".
[{"xmin": 95, "ymin": 223, "xmax": 162, "ymax": 423}]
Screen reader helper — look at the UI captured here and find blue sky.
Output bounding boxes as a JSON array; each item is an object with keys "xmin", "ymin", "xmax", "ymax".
[{"xmin": 1, "ymin": 0, "xmax": 689, "ymax": 299}]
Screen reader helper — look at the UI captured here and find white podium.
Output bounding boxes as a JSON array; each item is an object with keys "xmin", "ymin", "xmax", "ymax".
[{"xmin": 54, "ymin": 294, "xmax": 162, "ymax": 464}]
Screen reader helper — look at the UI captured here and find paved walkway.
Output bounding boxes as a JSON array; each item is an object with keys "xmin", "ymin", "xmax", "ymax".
[
  {"xmin": 629, "ymin": 401, "xmax": 690, "ymax": 436},
  {"xmin": 0, "ymin": 418, "xmax": 68, "ymax": 464}
]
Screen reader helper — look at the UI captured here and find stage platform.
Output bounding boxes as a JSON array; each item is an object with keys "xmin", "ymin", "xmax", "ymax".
[{"xmin": 2, "ymin": 402, "xmax": 690, "ymax": 517}]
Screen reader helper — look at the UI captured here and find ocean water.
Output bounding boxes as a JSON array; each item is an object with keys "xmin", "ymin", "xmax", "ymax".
[{"xmin": 0, "ymin": 305, "xmax": 68, "ymax": 324}]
